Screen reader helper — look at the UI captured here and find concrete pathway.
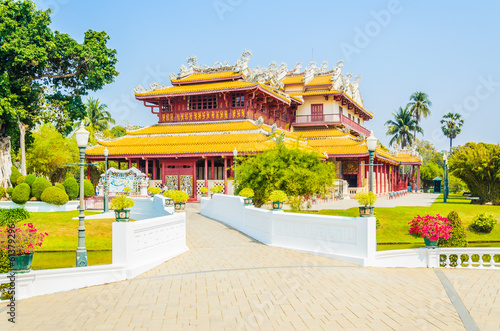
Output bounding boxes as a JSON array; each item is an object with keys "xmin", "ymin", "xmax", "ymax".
[{"xmin": 1, "ymin": 203, "xmax": 498, "ymax": 330}]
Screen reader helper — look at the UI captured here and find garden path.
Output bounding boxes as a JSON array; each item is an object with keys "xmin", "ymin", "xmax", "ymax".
[{"xmin": 1, "ymin": 203, "xmax": 498, "ymax": 330}]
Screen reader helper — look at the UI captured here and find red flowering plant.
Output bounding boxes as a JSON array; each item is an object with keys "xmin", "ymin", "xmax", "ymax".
[
  {"xmin": 0, "ymin": 223, "xmax": 48, "ymax": 256},
  {"xmin": 408, "ymin": 214, "xmax": 453, "ymax": 241}
]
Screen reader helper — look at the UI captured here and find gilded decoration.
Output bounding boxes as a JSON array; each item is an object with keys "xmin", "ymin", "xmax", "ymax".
[
  {"xmin": 342, "ymin": 161, "xmax": 359, "ymax": 174},
  {"xmin": 180, "ymin": 175, "xmax": 193, "ymax": 196},
  {"xmin": 165, "ymin": 175, "xmax": 178, "ymax": 191}
]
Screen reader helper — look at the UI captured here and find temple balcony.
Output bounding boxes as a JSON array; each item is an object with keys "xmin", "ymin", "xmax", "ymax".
[{"xmin": 292, "ymin": 114, "xmax": 370, "ymax": 136}]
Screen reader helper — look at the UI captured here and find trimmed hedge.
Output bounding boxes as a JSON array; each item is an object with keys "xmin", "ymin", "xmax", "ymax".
[
  {"xmin": 24, "ymin": 174, "xmax": 37, "ymax": 187},
  {"xmin": 32, "ymin": 177, "xmax": 52, "ymax": 201},
  {"xmin": 16, "ymin": 175, "xmax": 26, "ymax": 185},
  {"xmin": 439, "ymin": 211, "xmax": 468, "ymax": 247},
  {"xmin": 10, "ymin": 166, "xmax": 21, "ymax": 186},
  {"xmin": 63, "ymin": 177, "xmax": 79, "ymax": 200},
  {"xmin": 41, "ymin": 186, "xmax": 69, "ymax": 205},
  {"xmin": 12, "ymin": 183, "xmax": 31, "ymax": 204},
  {"xmin": 6, "ymin": 187, "xmax": 13, "ymax": 197},
  {"xmin": 55, "ymin": 183, "xmax": 65, "ymax": 191},
  {"xmin": 0, "ymin": 187, "xmax": 5, "ymax": 199},
  {"xmin": 84, "ymin": 179, "xmax": 95, "ymax": 197}
]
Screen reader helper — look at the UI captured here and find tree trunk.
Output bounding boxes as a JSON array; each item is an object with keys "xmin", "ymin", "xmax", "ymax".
[
  {"xmin": 17, "ymin": 118, "xmax": 28, "ymax": 176},
  {"xmin": 450, "ymin": 137, "xmax": 453, "ymax": 153},
  {"xmin": 0, "ymin": 136, "xmax": 13, "ymax": 188}
]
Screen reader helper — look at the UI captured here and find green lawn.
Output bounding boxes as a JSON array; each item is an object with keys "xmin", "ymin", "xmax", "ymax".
[
  {"xmin": 25, "ymin": 211, "xmax": 114, "ymax": 251},
  {"xmin": 316, "ymin": 194, "xmax": 500, "ymax": 245}
]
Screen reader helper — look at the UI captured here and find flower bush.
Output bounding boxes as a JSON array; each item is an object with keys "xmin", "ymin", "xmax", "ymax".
[
  {"xmin": 169, "ymin": 190, "xmax": 189, "ymax": 203},
  {"xmin": 0, "ymin": 223, "xmax": 48, "ymax": 255},
  {"xmin": 238, "ymin": 187, "xmax": 254, "ymax": 198},
  {"xmin": 470, "ymin": 214, "xmax": 497, "ymax": 233},
  {"xmin": 408, "ymin": 214, "xmax": 453, "ymax": 241},
  {"xmin": 147, "ymin": 187, "xmax": 162, "ymax": 195},
  {"xmin": 354, "ymin": 191, "xmax": 377, "ymax": 206},
  {"xmin": 269, "ymin": 190, "xmax": 287, "ymax": 202},
  {"xmin": 200, "ymin": 187, "xmax": 208, "ymax": 194},
  {"xmin": 209, "ymin": 186, "xmax": 223, "ymax": 194},
  {"xmin": 110, "ymin": 194, "xmax": 135, "ymax": 210},
  {"xmin": 162, "ymin": 190, "xmax": 173, "ymax": 198}
]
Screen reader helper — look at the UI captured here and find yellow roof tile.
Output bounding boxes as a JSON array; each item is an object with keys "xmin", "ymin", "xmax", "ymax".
[
  {"xmin": 282, "ymin": 76, "xmax": 304, "ymax": 85},
  {"xmin": 294, "ymin": 128, "xmax": 348, "ymax": 139},
  {"xmin": 305, "ymin": 75, "xmax": 333, "ymax": 86},
  {"xmin": 135, "ymin": 81, "xmax": 257, "ymax": 97},
  {"xmin": 128, "ymin": 121, "xmax": 259, "ymax": 135},
  {"xmin": 171, "ymin": 71, "xmax": 242, "ymax": 83}
]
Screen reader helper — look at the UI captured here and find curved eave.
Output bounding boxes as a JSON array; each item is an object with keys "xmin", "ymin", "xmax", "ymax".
[{"xmin": 171, "ymin": 74, "xmax": 245, "ymax": 86}]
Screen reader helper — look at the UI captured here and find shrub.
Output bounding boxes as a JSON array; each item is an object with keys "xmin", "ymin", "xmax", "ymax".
[
  {"xmin": 32, "ymin": 177, "xmax": 52, "ymax": 201},
  {"xmin": 239, "ymin": 187, "xmax": 254, "ymax": 198},
  {"xmin": 162, "ymin": 190, "xmax": 173, "ymax": 198},
  {"xmin": 6, "ymin": 187, "xmax": 14, "ymax": 197},
  {"xmin": 169, "ymin": 190, "xmax": 189, "ymax": 203},
  {"xmin": 354, "ymin": 191, "xmax": 377, "ymax": 206},
  {"xmin": 209, "ymin": 186, "xmax": 223, "ymax": 194},
  {"xmin": 55, "ymin": 183, "xmax": 65, "ymax": 191},
  {"xmin": 147, "ymin": 187, "xmax": 162, "ymax": 195},
  {"xmin": 0, "ymin": 208, "xmax": 30, "ymax": 226},
  {"xmin": 84, "ymin": 179, "xmax": 94, "ymax": 197},
  {"xmin": 23, "ymin": 174, "xmax": 37, "ymax": 188},
  {"xmin": 63, "ymin": 177, "xmax": 79, "ymax": 200},
  {"xmin": 470, "ymin": 214, "xmax": 497, "ymax": 233},
  {"xmin": 110, "ymin": 195, "xmax": 134, "ymax": 210},
  {"xmin": 439, "ymin": 211, "xmax": 468, "ymax": 247},
  {"xmin": 123, "ymin": 186, "xmax": 132, "ymax": 192},
  {"xmin": 11, "ymin": 183, "xmax": 31, "ymax": 205},
  {"xmin": 0, "ymin": 187, "xmax": 5, "ymax": 199},
  {"xmin": 41, "ymin": 186, "xmax": 69, "ymax": 205},
  {"xmin": 16, "ymin": 175, "xmax": 26, "ymax": 185},
  {"xmin": 200, "ymin": 187, "xmax": 208, "ymax": 194},
  {"xmin": 269, "ymin": 190, "xmax": 287, "ymax": 202},
  {"xmin": 9, "ymin": 166, "xmax": 21, "ymax": 186},
  {"xmin": 408, "ymin": 214, "xmax": 453, "ymax": 241}
]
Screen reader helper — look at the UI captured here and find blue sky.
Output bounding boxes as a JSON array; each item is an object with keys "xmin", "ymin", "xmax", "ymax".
[{"xmin": 33, "ymin": 0, "xmax": 500, "ymax": 152}]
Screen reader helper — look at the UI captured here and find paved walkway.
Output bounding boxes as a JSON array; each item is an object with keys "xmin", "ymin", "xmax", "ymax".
[{"xmin": 2, "ymin": 203, "xmax": 499, "ymax": 330}]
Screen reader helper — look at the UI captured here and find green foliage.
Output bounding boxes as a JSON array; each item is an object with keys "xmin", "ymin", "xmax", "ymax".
[
  {"xmin": 10, "ymin": 166, "xmax": 21, "ymax": 186},
  {"xmin": 162, "ymin": 190, "xmax": 173, "ymax": 198},
  {"xmin": 123, "ymin": 186, "xmax": 132, "ymax": 192},
  {"xmin": 0, "ymin": 187, "xmax": 5, "ymax": 199},
  {"xmin": 269, "ymin": 190, "xmax": 288, "ymax": 202},
  {"xmin": 449, "ymin": 142, "xmax": 500, "ymax": 202},
  {"xmin": 235, "ymin": 143, "xmax": 335, "ymax": 207},
  {"xmin": 441, "ymin": 112, "xmax": 464, "ymax": 151},
  {"xmin": 16, "ymin": 175, "xmax": 26, "ymax": 185},
  {"xmin": 11, "ymin": 183, "xmax": 31, "ymax": 204},
  {"xmin": 408, "ymin": 92, "xmax": 432, "ymax": 125},
  {"xmin": 84, "ymin": 179, "xmax": 94, "ymax": 197},
  {"xmin": 6, "ymin": 188, "xmax": 14, "ymax": 197},
  {"xmin": 26, "ymin": 123, "xmax": 79, "ymax": 183},
  {"xmin": 439, "ymin": 211, "xmax": 468, "ymax": 247},
  {"xmin": 470, "ymin": 214, "xmax": 497, "ymax": 233},
  {"xmin": 41, "ymin": 186, "xmax": 69, "ymax": 205},
  {"xmin": 385, "ymin": 106, "xmax": 423, "ymax": 148},
  {"xmin": 110, "ymin": 195, "xmax": 135, "ymax": 210},
  {"xmin": 354, "ymin": 191, "xmax": 377, "ymax": 206},
  {"xmin": 55, "ymin": 183, "xmax": 65, "ymax": 191},
  {"xmin": 63, "ymin": 177, "xmax": 79, "ymax": 200},
  {"xmin": 200, "ymin": 187, "xmax": 208, "ymax": 193},
  {"xmin": 169, "ymin": 190, "xmax": 189, "ymax": 203},
  {"xmin": 420, "ymin": 163, "xmax": 443, "ymax": 191},
  {"xmin": 24, "ymin": 174, "xmax": 37, "ymax": 188},
  {"xmin": 80, "ymin": 98, "xmax": 116, "ymax": 143},
  {"xmin": 238, "ymin": 187, "xmax": 254, "ymax": 198},
  {"xmin": 147, "ymin": 187, "xmax": 162, "ymax": 195},
  {"xmin": 110, "ymin": 125, "xmax": 126, "ymax": 138},
  {"xmin": 32, "ymin": 177, "xmax": 52, "ymax": 201},
  {"xmin": 209, "ymin": 186, "xmax": 223, "ymax": 194},
  {"xmin": 0, "ymin": 208, "xmax": 30, "ymax": 226},
  {"xmin": 0, "ymin": 249, "xmax": 12, "ymax": 274},
  {"xmin": 449, "ymin": 175, "xmax": 467, "ymax": 194}
]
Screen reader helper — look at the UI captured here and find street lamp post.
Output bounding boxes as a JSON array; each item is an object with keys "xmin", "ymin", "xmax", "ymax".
[
  {"xmin": 443, "ymin": 152, "xmax": 448, "ymax": 203},
  {"xmin": 366, "ymin": 131, "xmax": 378, "ymax": 193},
  {"xmin": 233, "ymin": 148, "xmax": 238, "ymax": 194},
  {"xmin": 75, "ymin": 124, "xmax": 90, "ymax": 267},
  {"xmin": 104, "ymin": 147, "xmax": 109, "ymax": 213}
]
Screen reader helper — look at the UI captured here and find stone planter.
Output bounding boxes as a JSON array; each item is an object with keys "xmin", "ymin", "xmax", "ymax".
[
  {"xmin": 164, "ymin": 198, "xmax": 174, "ymax": 207},
  {"xmin": 424, "ymin": 237, "xmax": 438, "ymax": 248},
  {"xmin": 272, "ymin": 201, "xmax": 283, "ymax": 211},
  {"xmin": 10, "ymin": 253, "xmax": 34, "ymax": 273},
  {"xmin": 114, "ymin": 209, "xmax": 131, "ymax": 222},
  {"xmin": 244, "ymin": 198, "xmax": 253, "ymax": 206},
  {"xmin": 174, "ymin": 202, "xmax": 185, "ymax": 212},
  {"xmin": 358, "ymin": 206, "xmax": 374, "ymax": 217}
]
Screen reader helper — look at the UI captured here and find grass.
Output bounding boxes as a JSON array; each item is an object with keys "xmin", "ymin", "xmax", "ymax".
[
  {"xmin": 25, "ymin": 211, "xmax": 114, "ymax": 251},
  {"xmin": 315, "ymin": 193, "xmax": 500, "ymax": 246},
  {"xmin": 31, "ymin": 251, "xmax": 112, "ymax": 270}
]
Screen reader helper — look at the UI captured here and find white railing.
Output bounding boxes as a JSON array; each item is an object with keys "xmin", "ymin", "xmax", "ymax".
[
  {"xmin": 149, "ymin": 180, "xmax": 163, "ymax": 189},
  {"xmin": 348, "ymin": 187, "xmax": 367, "ymax": 199},
  {"xmin": 438, "ymin": 248, "xmax": 500, "ymax": 269}
]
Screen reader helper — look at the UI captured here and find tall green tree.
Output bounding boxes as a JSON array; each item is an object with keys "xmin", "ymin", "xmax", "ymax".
[
  {"xmin": 0, "ymin": 0, "xmax": 118, "ymax": 179},
  {"xmin": 407, "ymin": 91, "xmax": 432, "ymax": 138},
  {"xmin": 79, "ymin": 98, "xmax": 115, "ymax": 143},
  {"xmin": 441, "ymin": 112, "xmax": 464, "ymax": 152},
  {"xmin": 385, "ymin": 106, "xmax": 423, "ymax": 148}
]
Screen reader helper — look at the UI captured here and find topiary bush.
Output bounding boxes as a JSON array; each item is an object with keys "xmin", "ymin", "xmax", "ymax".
[
  {"xmin": 147, "ymin": 186, "xmax": 162, "ymax": 195},
  {"xmin": 11, "ymin": 183, "xmax": 31, "ymax": 205},
  {"xmin": 6, "ymin": 187, "xmax": 14, "ymax": 197},
  {"xmin": 55, "ymin": 183, "xmax": 65, "ymax": 191},
  {"xmin": 439, "ymin": 211, "xmax": 468, "ymax": 247},
  {"xmin": 41, "ymin": 186, "xmax": 69, "ymax": 205},
  {"xmin": 63, "ymin": 177, "xmax": 79, "ymax": 200},
  {"xmin": 470, "ymin": 214, "xmax": 497, "ymax": 233},
  {"xmin": 0, "ymin": 187, "xmax": 5, "ymax": 199},
  {"xmin": 16, "ymin": 175, "xmax": 26, "ymax": 185},
  {"xmin": 9, "ymin": 166, "xmax": 21, "ymax": 187},
  {"xmin": 84, "ymin": 179, "xmax": 95, "ymax": 197},
  {"xmin": 23, "ymin": 174, "xmax": 37, "ymax": 188},
  {"xmin": 32, "ymin": 177, "xmax": 52, "ymax": 201}
]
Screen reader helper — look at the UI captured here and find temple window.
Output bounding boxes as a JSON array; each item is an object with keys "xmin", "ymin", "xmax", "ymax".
[
  {"xmin": 232, "ymin": 93, "xmax": 245, "ymax": 108},
  {"xmin": 188, "ymin": 94, "xmax": 218, "ymax": 110}
]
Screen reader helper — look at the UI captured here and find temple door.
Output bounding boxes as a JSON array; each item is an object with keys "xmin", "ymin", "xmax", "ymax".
[{"xmin": 163, "ymin": 164, "xmax": 195, "ymax": 198}]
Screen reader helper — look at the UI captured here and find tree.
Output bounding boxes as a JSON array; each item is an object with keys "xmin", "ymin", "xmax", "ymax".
[
  {"xmin": 407, "ymin": 91, "xmax": 432, "ymax": 138},
  {"xmin": 385, "ymin": 106, "xmax": 423, "ymax": 148},
  {"xmin": 420, "ymin": 163, "xmax": 443, "ymax": 192},
  {"xmin": 26, "ymin": 123, "xmax": 79, "ymax": 183},
  {"xmin": 441, "ymin": 112, "xmax": 464, "ymax": 153},
  {"xmin": 79, "ymin": 98, "xmax": 115, "ymax": 143},
  {"xmin": 449, "ymin": 142, "xmax": 500, "ymax": 203},
  {"xmin": 0, "ymin": 0, "xmax": 118, "ymax": 180},
  {"xmin": 234, "ymin": 143, "xmax": 335, "ymax": 208},
  {"xmin": 110, "ymin": 125, "xmax": 127, "ymax": 138}
]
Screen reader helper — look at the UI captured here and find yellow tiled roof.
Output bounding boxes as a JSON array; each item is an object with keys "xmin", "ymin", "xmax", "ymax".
[
  {"xmin": 308, "ymin": 138, "xmax": 368, "ymax": 155},
  {"xmin": 171, "ymin": 71, "xmax": 242, "ymax": 83},
  {"xmin": 293, "ymin": 128, "xmax": 348, "ymax": 139},
  {"xmin": 393, "ymin": 153, "xmax": 421, "ymax": 163},
  {"xmin": 282, "ymin": 76, "xmax": 303, "ymax": 85},
  {"xmin": 305, "ymin": 75, "xmax": 333, "ymax": 86},
  {"xmin": 289, "ymin": 90, "xmax": 342, "ymax": 97},
  {"xmin": 135, "ymin": 81, "xmax": 257, "ymax": 97},
  {"xmin": 128, "ymin": 121, "xmax": 259, "ymax": 135}
]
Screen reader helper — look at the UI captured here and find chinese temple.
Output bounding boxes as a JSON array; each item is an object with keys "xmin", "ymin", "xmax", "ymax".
[{"xmin": 85, "ymin": 51, "xmax": 421, "ymax": 200}]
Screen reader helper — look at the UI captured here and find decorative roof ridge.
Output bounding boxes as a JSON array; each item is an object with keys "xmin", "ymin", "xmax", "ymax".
[{"xmin": 100, "ymin": 129, "xmax": 269, "ymax": 140}]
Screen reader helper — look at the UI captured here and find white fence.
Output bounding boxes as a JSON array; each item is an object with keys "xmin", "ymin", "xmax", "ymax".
[
  {"xmin": 201, "ymin": 194, "xmax": 376, "ymax": 266},
  {"xmin": 0, "ymin": 195, "xmax": 188, "ymax": 300}
]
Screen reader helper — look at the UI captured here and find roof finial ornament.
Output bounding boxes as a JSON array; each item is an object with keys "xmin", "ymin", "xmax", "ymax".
[
  {"xmin": 186, "ymin": 55, "xmax": 199, "ymax": 69},
  {"xmin": 291, "ymin": 62, "xmax": 302, "ymax": 74},
  {"xmin": 331, "ymin": 60, "xmax": 344, "ymax": 90},
  {"xmin": 256, "ymin": 116, "xmax": 264, "ymax": 127},
  {"xmin": 134, "ymin": 85, "xmax": 147, "ymax": 93},
  {"xmin": 319, "ymin": 60, "xmax": 329, "ymax": 73}
]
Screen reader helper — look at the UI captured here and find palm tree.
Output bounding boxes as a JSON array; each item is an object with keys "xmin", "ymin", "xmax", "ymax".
[
  {"xmin": 78, "ymin": 98, "xmax": 115, "ymax": 142},
  {"xmin": 407, "ymin": 91, "xmax": 432, "ymax": 138},
  {"xmin": 385, "ymin": 106, "xmax": 423, "ymax": 148},
  {"xmin": 440, "ymin": 112, "xmax": 464, "ymax": 152}
]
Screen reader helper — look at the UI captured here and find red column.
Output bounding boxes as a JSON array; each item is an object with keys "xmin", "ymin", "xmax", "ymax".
[
  {"xmin": 152, "ymin": 160, "xmax": 156, "ymax": 180},
  {"xmin": 211, "ymin": 157, "xmax": 215, "ymax": 180},
  {"xmin": 223, "ymin": 157, "xmax": 228, "ymax": 194},
  {"xmin": 160, "ymin": 161, "xmax": 164, "ymax": 185},
  {"xmin": 357, "ymin": 159, "xmax": 362, "ymax": 188},
  {"xmin": 128, "ymin": 159, "xmax": 131, "ymax": 169},
  {"xmin": 145, "ymin": 159, "xmax": 149, "ymax": 178},
  {"xmin": 87, "ymin": 164, "xmax": 91, "ymax": 181},
  {"xmin": 204, "ymin": 157, "xmax": 208, "ymax": 188},
  {"xmin": 417, "ymin": 165, "xmax": 421, "ymax": 192}
]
